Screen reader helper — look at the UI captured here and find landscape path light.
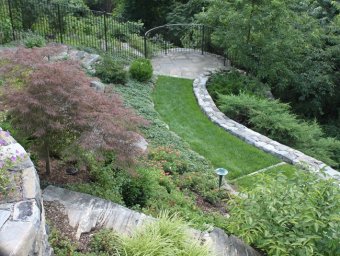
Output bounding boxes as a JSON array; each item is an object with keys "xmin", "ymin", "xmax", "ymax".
[{"xmin": 215, "ymin": 168, "xmax": 228, "ymax": 189}]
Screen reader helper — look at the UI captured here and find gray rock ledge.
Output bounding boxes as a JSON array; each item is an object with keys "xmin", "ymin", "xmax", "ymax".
[{"xmin": 43, "ymin": 185, "xmax": 261, "ymax": 256}]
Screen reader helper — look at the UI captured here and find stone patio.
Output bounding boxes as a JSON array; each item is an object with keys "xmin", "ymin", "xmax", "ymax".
[{"xmin": 151, "ymin": 49, "xmax": 227, "ymax": 79}]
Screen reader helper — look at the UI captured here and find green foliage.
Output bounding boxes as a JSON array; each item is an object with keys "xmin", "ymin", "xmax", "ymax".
[
  {"xmin": 84, "ymin": 0, "xmax": 117, "ymax": 13},
  {"xmin": 52, "ymin": 0, "xmax": 90, "ymax": 10},
  {"xmin": 69, "ymin": 153, "xmax": 126, "ymax": 204},
  {"xmin": 48, "ymin": 226, "xmax": 77, "ymax": 256},
  {"xmin": 233, "ymin": 164, "xmax": 298, "ymax": 191},
  {"xmin": 129, "ymin": 58, "xmax": 153, "ymax": 82},
  {"xmin": 81, "ymin": 213, "xmax": 212, "ymax": 255},
  {"xmin": 23, "ymin": 32, "xmax": 46, "ymax": 48},
  {"xmin": 90, "ymin": 229, "xmax": 121, "ymax": 255},
  {"xmin": 207, "ymin": 70, "xmax": 270, "ymax": 101},
  {"xmin": 0, "ymin": 160, "xmax": 10, "ymax": 196},
  {"xmin": 218, "ymin": 93, "xmax": 340, "ymax": 168},
  {"xmin": 174, "ymin": 171, "xmax": 227, "ymax": 206},
  {"xmin": 0, "ymin": 6, "xmax": 12, "ymax": 44},
  {"xmin": 148, "ymin": 146, "xmax": 189, "ymax": 174},
  {"xmin": 227, "ymin": 172, "xmax": 340, "ymax": 256},
  {"xmin": 121, "ymin": 0, "xmax": 173, "ymax": 29},
  {"xmin": 120, "ymin": 212, "xmax": 211, "ymax": 256},
  {"xmin": 95, "ymin": 56, "xmax": 127, "ymax": 84},
  {"xmin": 166, "ymin": 0, "xmax": 208, "ymax": 24},
  {"xmin": 122, "ymin": 168, "xmax": 158, "ymax": 208},
  {"xmin": 198, "ymin": 0, "xmax": 340, "ymax": 126},
  {"xmin": 0, "ymin": 115, "xmax": 34, "ymax": 156}
]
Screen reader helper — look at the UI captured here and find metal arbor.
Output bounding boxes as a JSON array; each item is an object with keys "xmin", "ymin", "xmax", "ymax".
[{"xmin": 143, "ymin": 24, "xmax": 218, "ymax": 59}]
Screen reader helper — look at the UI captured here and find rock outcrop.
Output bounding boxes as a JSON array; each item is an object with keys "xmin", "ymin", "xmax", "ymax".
[
  {"xmin": 0, "ymin": 128, "xmax": 52, "ymax": 256},
  {"xmin": 43, "ymin": 185, "xmax": 261, "ymax": 256}
]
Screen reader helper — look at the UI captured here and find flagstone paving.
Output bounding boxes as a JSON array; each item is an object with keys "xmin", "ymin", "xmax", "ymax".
[{"xmin": 151, "ymin": 49, "xmax": 227, "ymax": 79}]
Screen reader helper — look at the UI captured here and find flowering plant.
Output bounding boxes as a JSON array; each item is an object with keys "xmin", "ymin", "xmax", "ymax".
[
  {"xmin": 0, "ymin": 129, "xmax": 26, "ymax": 196},
  {"xmin": 0, "ymin": 159, "xmax": 12, "ymax": 195}
]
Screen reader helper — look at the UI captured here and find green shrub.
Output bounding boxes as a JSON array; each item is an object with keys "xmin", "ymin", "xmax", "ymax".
[
  {"xmin": 218, "ymin": 93, "xmax": 340, "ymax": 168},
  {"xmin": 122, "ymin": 169, "xmax": 158, "ymax": 208},
  {"xmin": 227, "ymin": 172, "xmax": 340, "ymax": 256},
  {"xmin": 69, "ymin": 153, "xmax": 127, "ymax": 204},
  {"xmin": 90, "ymin": 229, "xmax": 121, "ymax": 255},
  {"xmin": 0, "ymin": 15, "xmax": 12, "ymax": 44},
  {"xmin": 207, "ymin": 70, "xmax": 270, "ymax": 101},
  {"xmin": 174, "ymin": 172, "xmax": 228, "ymax": 205},
  {"xmin": 95, "ymin": 56, "xmax": 127, "ymax": 84},
  {"xmin": 129, "ymin": 58, "xmax": 153, "ymax": 82},
  {"xmin": 23, "ymin": 32, "xmax": 46, "ymax": 48},
  {"xmin": 48, "ymin": 226, "xmax": 77, "ymax": 256},
  {"xmin": 148, "ymin": 146, "xmax": 189, "ymax": 174}
]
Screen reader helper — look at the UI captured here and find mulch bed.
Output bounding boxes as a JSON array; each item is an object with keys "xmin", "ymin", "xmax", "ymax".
[
  {"xmin": 37, "ymin": 158, "xmax": 91, "ymax": 187},
  {"xmin": 195, "ymin": 193, "xmax": 229, "ymax": 216},
  {"xmin": 44, "ymin": 200, "xmax": 98, "ymax": 253}
]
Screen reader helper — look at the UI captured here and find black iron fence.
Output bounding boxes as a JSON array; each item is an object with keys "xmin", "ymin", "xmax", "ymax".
[
  {"xmin": 0, "ymin": 0, "xmax": 224, "ymax": 59},
  {"xmin": 0, "ymin": 0, "xmax": 146, "ymax": 58}
]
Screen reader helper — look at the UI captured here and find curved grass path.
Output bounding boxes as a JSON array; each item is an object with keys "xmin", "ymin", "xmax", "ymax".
[{"xmin": 153, "ymin": 76, "xmax": 280, "ymax": 179}]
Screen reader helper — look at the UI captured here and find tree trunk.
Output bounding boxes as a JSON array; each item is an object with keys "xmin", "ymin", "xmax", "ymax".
[
  {"xmin": 246, "ymin": 0, "xmax": 255, "ymax": 44},
  {"xmin": 45, "ymin": 142, "xmax": 51, "ymax": 175}
]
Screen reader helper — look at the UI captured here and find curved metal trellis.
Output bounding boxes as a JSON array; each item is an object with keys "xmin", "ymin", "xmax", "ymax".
[{"xmin": 143, "ymin": 23, "xmax": 217, "ymax": 59}]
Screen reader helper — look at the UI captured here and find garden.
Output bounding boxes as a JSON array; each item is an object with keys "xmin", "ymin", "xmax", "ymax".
[{"xmin": 0, "ymin": 0, "xmax": 340, "ymax": 256}]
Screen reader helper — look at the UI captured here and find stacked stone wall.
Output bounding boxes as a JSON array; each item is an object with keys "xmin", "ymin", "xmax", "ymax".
[
  {"xmin": 193, "ymin": 73, "xmax": 340, "ymax": 182},
  {"xmin": 0, "ymin": 128, "xmax": 52, "ymax": 256}
]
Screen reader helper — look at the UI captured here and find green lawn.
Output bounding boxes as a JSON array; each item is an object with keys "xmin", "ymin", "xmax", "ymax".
[{"xmin": 153, "ymin": 76, "xmax": 280, "ymax": 179}]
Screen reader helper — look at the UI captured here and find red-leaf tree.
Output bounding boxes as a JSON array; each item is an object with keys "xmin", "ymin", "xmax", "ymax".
[{"xmin": 0, "ymin": 47, "xmax": 146, "ymax": 175}]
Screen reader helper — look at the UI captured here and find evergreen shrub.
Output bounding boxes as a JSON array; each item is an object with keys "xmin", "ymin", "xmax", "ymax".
[
  {"xmin": 129, "ymin": 58, "xmax": 153, "ymax": 82},
  {"xmin": 218, "ymin": 93, "xmax": 340, "ymax": 168},
  {"xmin": 23, "ymin": 32, "xmax": 46, "ymax": 48},
  {"xmin": 95, "ymin": 56, "xmax": 127, "ymax": 84}
]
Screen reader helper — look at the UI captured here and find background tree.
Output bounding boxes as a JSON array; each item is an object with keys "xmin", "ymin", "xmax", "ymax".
[
  {"xmin": 0, "ymin": 47, "xmax": 146, "ymax": 175},
  {"xmin": 166, "ymin": 0, "xmax": 208, "ymax": 24},
  {"xmin": 198, "ymin": 0, "xmax": 339, "ymax": 129},
  {"xmin": 120, "ymin": 0, "xmax": 174, "ymax": 29},
  {"xmin": 83, "ymin": 0, "xmax": 120, "ymax": 13}
]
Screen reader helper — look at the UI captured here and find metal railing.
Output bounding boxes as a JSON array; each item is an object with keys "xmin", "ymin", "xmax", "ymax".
[
  {"xmin": 0, "ymin": 0, "xmax": 225, "ymax": 60},
  {"xmin": 0, "ymin": 0, "xmax": 145, "ymax": 58}
]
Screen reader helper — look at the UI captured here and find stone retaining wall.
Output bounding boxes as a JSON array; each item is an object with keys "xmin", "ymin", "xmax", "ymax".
[
  {"xmin": 0, "ymin": 128, "xmax": 52, "ymax": 256},
  {"xmin": 193, "ymin": 73, "xmax": 340, "ymax": 182}
]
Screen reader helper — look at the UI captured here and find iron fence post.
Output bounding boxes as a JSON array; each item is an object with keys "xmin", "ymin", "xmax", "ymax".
[
  {"xmin": 7, "ymin": 0, "xmax": 15, "ymax": 41},
  {"xmin": 57, "ymin": 4, "xmax": 63, "ymax": 43},
  {"xmin": 201, "ymin": 24, "xmax": 205, "ymax": 55},
  {"xmin": 144, "ymin": 35, "xmax": 147, "ymax": 58},
  {"xmin": 103, "ymin": 12, "xmax": 108, "ymax": 52},
  {"xmin": 165, "ymin": 40, "xmax": 167, "ymax": 55}
]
